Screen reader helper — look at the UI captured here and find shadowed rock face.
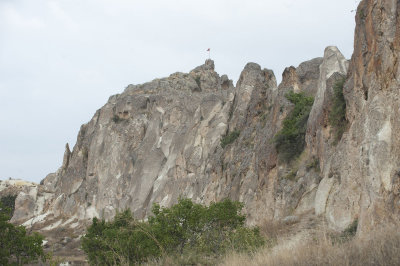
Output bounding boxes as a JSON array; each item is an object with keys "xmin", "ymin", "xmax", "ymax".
[
  {"xmin": 3, "ymin": 0, "xmax": 400, "ymax": 257},
  {"xmin": 279, "ymin": 57, "xmax": 323, "ymax": 96}
]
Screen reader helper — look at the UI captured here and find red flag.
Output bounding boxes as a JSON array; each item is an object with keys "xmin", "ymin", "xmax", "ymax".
[{"xmin": 207, "ymin": 48, "xmax": 210, "ymax": 51}]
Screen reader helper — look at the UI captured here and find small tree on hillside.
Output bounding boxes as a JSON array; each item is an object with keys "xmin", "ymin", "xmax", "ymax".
[{"xmin": 0, "ymin": 201, "xmax": 46, "ymax": 265}]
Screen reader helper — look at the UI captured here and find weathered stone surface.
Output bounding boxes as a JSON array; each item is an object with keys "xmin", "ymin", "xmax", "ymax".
[
  {"xmin": 306, "ymin": 46, "xmax": 349, "ymax": 172},
  {"xmin": 303, "ymin": 0, "xmax": 400, "ymax": 232},
  {"xmin": 322, "ymin": 0, "xmax": 400, "ymax": 232},
  {"xmin": 3, "ymin": 53, "xmax": 343, "ymax": 259},
  {"xmin": 296, "ymin": 57, "xmax": 324, "ymax": 96},
  {"xmin": 7, "ymin": 53, "xmax": 322, "ymax": 231},
  {"xmin": 278, "ymin": 57, "xmax": 323, "ymax": 95},
  {"xmin": 6, "ymin": 0, "xmax": 400, "ymax": 258},
  {"xmin": 4, "ymin": 52, "xmax": 328, "ymax": 242}
]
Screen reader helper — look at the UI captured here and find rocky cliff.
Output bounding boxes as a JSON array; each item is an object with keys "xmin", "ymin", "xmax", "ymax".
[
  {"xmin": 2, "ymin": 0, "xmax": 400, "ymax": 258},
  {"xmin": 319, "ymin": 0, "xmax": 400, "ymax": 233}
]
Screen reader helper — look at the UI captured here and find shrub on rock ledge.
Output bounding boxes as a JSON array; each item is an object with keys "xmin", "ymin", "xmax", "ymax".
[
  {"xmin": 329, "ymin": 77, "xmax": 348, "ymax": 143},
  {"xmin": 274, "ymin": 91, "xmax": 314, "ymax": 162},
  {"xmin": 221, "ymin": 130, "xmax": 240, "ymax": 148}
]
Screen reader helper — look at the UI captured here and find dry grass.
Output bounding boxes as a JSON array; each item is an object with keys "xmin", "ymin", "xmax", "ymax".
[
  {"xmin": 220, "ymin": 224, "xmax": 400, "ymax": 266},
  {"xmin": 142, "ymin": 218, "xmax": 400, "ymax": 266},
  {"xmin": 259, "ymin": 219, "xmax": 290, "ymax": 240}
]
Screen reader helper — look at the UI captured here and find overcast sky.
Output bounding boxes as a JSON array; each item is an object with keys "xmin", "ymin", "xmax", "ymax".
[{"xmin": 0, "ymin": 0, "xmax": 358, "ymax": 183}]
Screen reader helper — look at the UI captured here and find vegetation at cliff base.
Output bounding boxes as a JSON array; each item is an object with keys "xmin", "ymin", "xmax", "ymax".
[
  {"xmin": 221, "ymin": 130, "xmax": 240, "ymax": 148},
  {"xmin": 329, "ymin": 77, "xmax": 348, "ymax": 143},
  {"xmin": 331, "ymin": 218, "xmax": 358, "ymax": 244},
  {"xmin": 0, "ymin": 201, "xmax": 46, "ymax": 265},
  {"xmin": 81, "ymin": 198, "xmax": 265, "ymax": 265},
  {"xmin": 274, "ymin": 91, "xmax": 314, "ymax": 162}
]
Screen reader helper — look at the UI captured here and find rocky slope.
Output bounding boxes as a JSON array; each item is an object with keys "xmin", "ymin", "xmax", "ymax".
[{"xmin": 2, "ymin": 0, "xmax": 400, "ymax": 258}]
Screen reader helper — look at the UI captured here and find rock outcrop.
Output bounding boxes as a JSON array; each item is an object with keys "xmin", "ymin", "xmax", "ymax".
[
  {"xmin": 3, "ymin": 0, "xmax": 400, "ymax": 258},
  {"xmin": 5, "ymin": 50, "xmax": 334, "ymax": 232},
  {"xmin": 319, "ymin": 0, "xmax": 400, "ymax": 232}
]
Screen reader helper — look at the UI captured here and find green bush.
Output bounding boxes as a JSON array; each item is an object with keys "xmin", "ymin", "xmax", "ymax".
[
  {"xmin": 331, "ymin": 219, "xmax": 358, "ymax": 244},
  {"xmin": 284, "ymin": 169, "xmax": 298, "ymax": 181},
  {"xmin": 221, "ymin": 130, "xmax": 240, "ymax": 148},
  {"xmin": 194, "ymin": 76, "xmax": 201, "ymax": 88},
  {"xmin": 329, "ymin": 77, "xmax": 348, "ymax": 143},
  {"xmin": 0, "ymin": 201, "xmax": 46, "ymax": 265},
  {"xmin": 274, "ymin": 91, "xmax": 314, "ymax": 162},
  {"xmin": 341, "ymin": 219, "xmax": 358, "ymax": 238},
  {"xmin": 82, "ymin": 198, "xmax": 265, "ymax": 265},
  {"xmin": 112, "ymin": 115, "xmax": 122, "ymax": 123},
  {"xmin": 306, "ymin": 158, "xmax": 320, "ymax": 172},
  {"xmin": 81, "ymin": 211, "xmax": 160, "ymax": 265},
  {"xmin": 358, "ymin": 9, "xmax": 366, "ymax": 20},
  {"xmin": 1, "ymin": 195, "xmax": 17, "ymax": 217}
]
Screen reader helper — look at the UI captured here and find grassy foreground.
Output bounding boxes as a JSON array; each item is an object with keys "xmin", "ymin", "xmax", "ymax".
[
  {"xmin": 82, "ymin": 198, "xmax": 400, "ymax": 265},
  {"xmin": 220, "ymin": 223, "xmax": 400, "ymax": 266}
]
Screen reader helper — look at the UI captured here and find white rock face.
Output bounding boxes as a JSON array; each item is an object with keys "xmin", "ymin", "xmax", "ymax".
[
  {"xmin": 5, "ymin": 50, "xmax": 341, "ymax": 235},
  {"xmin": 6, "ymin": 0, "xmax": 400, "ymax": 254},
  {"xmin": 3, "ymin": 47, "xmax": 349, "ymax": 239},
  {"xmin": 19, "ymin": 61, "xmax": 236, "ymax": 225}
]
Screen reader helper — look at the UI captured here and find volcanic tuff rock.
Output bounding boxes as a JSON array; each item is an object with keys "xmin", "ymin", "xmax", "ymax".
[
  {"xmin": 3, "ymin": 0, "xmax": 400, "ymax": 257},
  {"xmin": 319, "ymin": 0, "xmax": 400, "ymax": 232},
  {"xmin": 5, "ymin": 47, "xmax": 344, "ymax": 231}
]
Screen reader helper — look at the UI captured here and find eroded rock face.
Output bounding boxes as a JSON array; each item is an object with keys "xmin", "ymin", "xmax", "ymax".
[
  {"xmin": 7, "ymin": 0, "xmax": 400, "ymax": 256},
  {"xmin": 306, "ymin": 46, "xmax": 349, "ymax": 170},
  {"xmin": 4, "ymin": 61, "xmax": 237, "ymax": 258},
  {"xmin": 278, "ymin": 57, "xmax": 323, "ymax": 96},
  {"xmin": 321, "ymin": 0, "xmax": 400, "ymax": 232},
  {"xmin": 6, "ymin": 52, "xmax": 321, "ymax": 234},
  {"xmin": 0, "ymin": 179, "xmax": 38, "ymax": 221},
  {"xmin": 303, "ymin": 0, "xmax": 400, "ymax": 232},
  {"xmin": 39, "ymin": 61, "xmax": 235, "ymax": 224},
  {"xmin": 10, "ymin": 52, "xmax": 329, "ymax": 232}
]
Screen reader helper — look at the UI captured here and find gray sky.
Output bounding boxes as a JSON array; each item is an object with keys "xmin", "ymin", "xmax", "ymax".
[{"xmin": 0, "ymin": 0, "xmax": 357, "ymax": 183}]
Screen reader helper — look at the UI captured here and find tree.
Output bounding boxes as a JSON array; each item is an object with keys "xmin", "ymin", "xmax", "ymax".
[
  {"xmin": 0, "ymin": 201, "xmax": 45, "ymax": 265},
  {"xmin": 81, "ymin": 211, "xmax": 162, "ymax": 265},
  {"xmin": 82, "ymin": 198, "xmax": 265, "ymax": 265}
]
